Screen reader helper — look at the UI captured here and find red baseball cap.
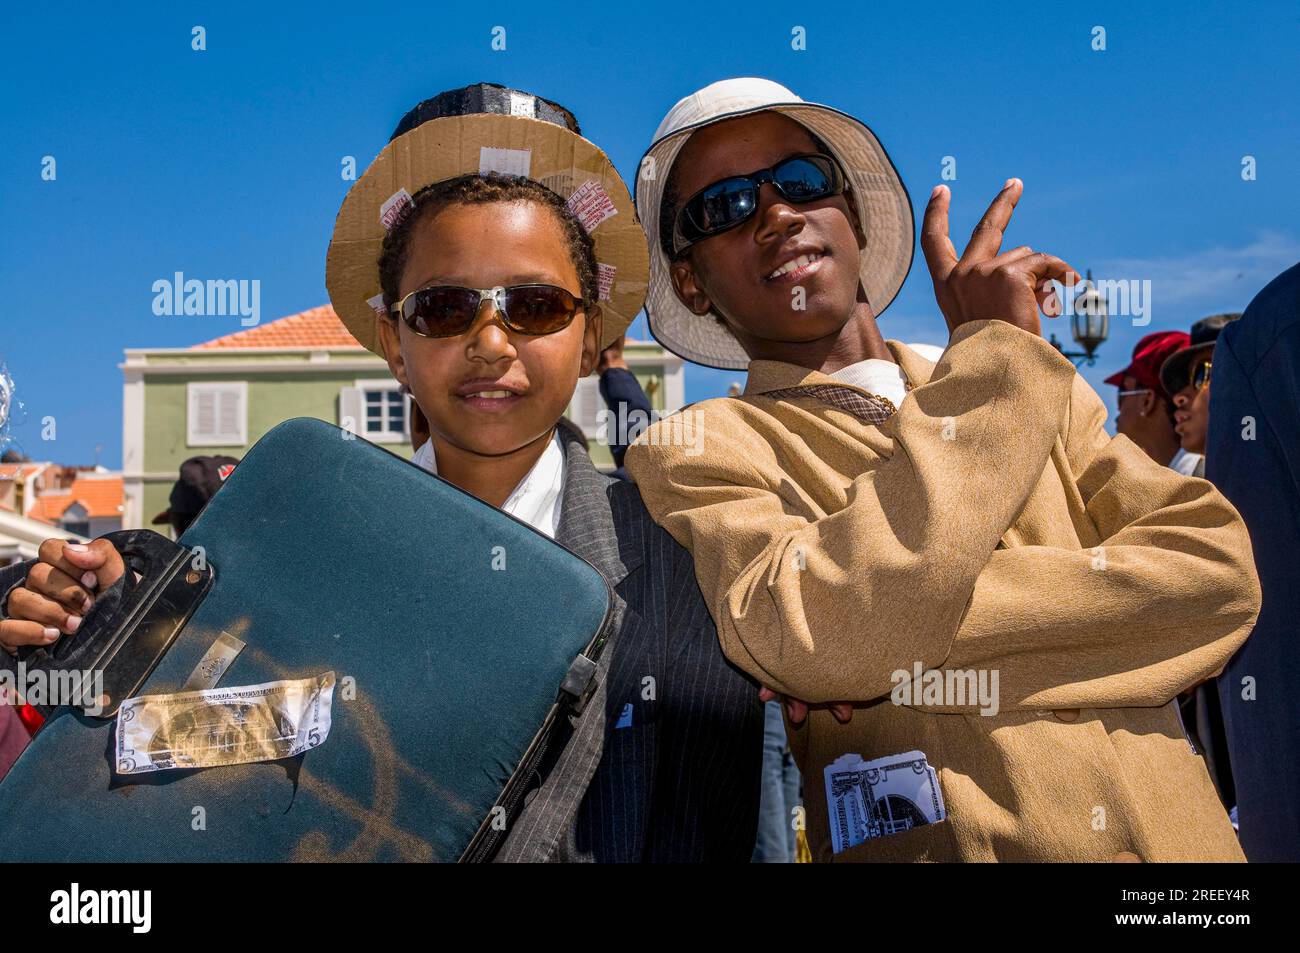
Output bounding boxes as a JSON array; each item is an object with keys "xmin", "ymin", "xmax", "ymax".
[{"xmin": 1104, "ymin": 331, "xmax": 1191, "ymax": 404}]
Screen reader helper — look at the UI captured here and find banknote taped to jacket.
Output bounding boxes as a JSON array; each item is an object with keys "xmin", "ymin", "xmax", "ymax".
[
  {"xmin": 0, "ymin": 418, "xmax": 615, "ymax": 862},
  {"xmin": 825, "ymin": 750, "xmax": 946, "ymax": 854}
]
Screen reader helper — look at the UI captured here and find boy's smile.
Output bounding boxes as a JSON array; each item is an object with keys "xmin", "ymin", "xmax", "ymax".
[
  {"xmin": 454, "ymin": 375, "xmax": 528, "ymax": 411},
  {"xmin": 765, "ymin": 251, "xmax": 825, "ymax": 283}
]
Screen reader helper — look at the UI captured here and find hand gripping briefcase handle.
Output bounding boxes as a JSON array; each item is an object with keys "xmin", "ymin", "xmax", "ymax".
[{"xmin": 16, "ymin": 529, "xmax": 213, "ymax": 720}]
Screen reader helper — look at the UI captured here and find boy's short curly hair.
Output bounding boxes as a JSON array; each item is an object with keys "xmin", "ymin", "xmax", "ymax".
[{"xmin": 378, "ymin": 172, "xmax": 599, "ymax": 311}]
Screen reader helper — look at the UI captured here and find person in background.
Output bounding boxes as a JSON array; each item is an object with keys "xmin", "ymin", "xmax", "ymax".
[
  {"xmin": 596, "ymin": 335, "xmax": 652, "ymax": 480},
  {"xmin": 1161, "ymin": 314, "xmax": 1242, "ymax": 478},
  {"xmin": 1205, "ymin": 263, "xmax": 1300, "ymax": 861},
  {"xmin": 750, "ymin": 693, "xmax": 802, "ymax": 862},
  {"xmin": 1159, "ymin": 312, "xmax": 1243, "ymax": 811},
  {"xmin": 1106, "ymin": 330, "xmax": 1199, "ymax": 475},
  {"xmin": 150, "ymin": 455, "xmax": 240, "ymax": 537}
]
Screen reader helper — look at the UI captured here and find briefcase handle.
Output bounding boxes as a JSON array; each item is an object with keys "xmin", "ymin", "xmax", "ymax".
[{"xmin": 17, "ymin": 529, "xmax": 213, "ymax": 718}]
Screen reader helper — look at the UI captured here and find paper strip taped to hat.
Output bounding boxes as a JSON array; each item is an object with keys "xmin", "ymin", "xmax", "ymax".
[{"xmin": 327, "ymin": 111, "xmax": 649, "ymax": 356}]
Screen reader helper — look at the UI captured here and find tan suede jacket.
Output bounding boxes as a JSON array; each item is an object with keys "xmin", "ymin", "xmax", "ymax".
[{"xmin": 625, "ymin": 320, "xmax": 1260, "ymax": 862}]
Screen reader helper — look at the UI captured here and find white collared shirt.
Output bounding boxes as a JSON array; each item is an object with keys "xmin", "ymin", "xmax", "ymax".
[
  {"xmin": 1170, "ymin": 447, "xmax": 1204, "ymax": 477},
  {"xmin": 412, "ymin": 432, "xmax": 567, "ymax": 538},
  {"xmin": 829, "ymin": 343, "xmax": 946, "ymax": 408}
]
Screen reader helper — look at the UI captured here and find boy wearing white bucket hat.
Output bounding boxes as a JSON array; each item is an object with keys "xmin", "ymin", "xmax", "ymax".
[{"xmin": 625, "ymin": 78, "xmax": 1260, "ymax": 862}]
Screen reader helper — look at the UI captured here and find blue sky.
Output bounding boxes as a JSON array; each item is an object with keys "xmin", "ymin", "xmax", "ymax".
[{"xmin": 2, "ymin": 0, "xmax": 1297, "ymax": 467}]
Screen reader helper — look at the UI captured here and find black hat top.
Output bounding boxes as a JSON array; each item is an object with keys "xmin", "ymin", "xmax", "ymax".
[
  {"xmin": 169, "ymin": 455, "xmax": 239, "ymax": 516},
  {"xmin": 1189, "ymin": 312, "xmax": 1242, "ymax": 347},
  {"xmin": 389, "ymin": 83, "xmax": 580, "ymax": 143}
]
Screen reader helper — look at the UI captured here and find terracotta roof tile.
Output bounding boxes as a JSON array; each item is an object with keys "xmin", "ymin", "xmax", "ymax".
[
  {"xmin": 28, "ymin": 477, "xmax": 124, "ymax": 521},
  {"xmin": 193, "ymin": 305, "xmax": 366, "ymax": 350}
]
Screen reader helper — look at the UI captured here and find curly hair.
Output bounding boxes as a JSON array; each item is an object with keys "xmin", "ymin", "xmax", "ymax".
[{"xmin": 378, "ymin": 172, "xmax": 599, "ymax": 312}]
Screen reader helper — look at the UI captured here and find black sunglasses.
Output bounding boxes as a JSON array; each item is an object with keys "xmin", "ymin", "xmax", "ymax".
[
  {"xmin": 672, "ymin": 153, "xmax": 846, "ymax": 256},
  {"xmin": 389, "ymin": 284, "xmax": 587, "ymax": 339}
]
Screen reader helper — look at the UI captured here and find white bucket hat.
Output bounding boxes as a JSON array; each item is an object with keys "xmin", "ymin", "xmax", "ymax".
[{"xmin": 635, "ymin": 77, "xmax": 914, "ymax": 370}]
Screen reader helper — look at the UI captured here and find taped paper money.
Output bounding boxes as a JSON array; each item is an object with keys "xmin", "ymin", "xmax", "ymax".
[
  {"xmin": 824, "ymin": 749, "xmax": 946, "ymax": 854},
  {"xmin": 114, "ymin": 672, "xmax": 335, "ymax": 775}
]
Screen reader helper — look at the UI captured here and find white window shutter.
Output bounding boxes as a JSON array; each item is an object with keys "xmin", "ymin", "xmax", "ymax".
[
  {"xmin": 195, "ymin": 389, "xmax": 216, "ymax": 438},
  {"xmin": 218, "ymin": 390, "xmax": 239, "ymax": 437},
  {"xmin": 339, "ymin": 386, "xmax": 364, "ymax": 437},
  {"xmin": 187, "ymin": 382, "xmax": 246, "ymax": 446}
]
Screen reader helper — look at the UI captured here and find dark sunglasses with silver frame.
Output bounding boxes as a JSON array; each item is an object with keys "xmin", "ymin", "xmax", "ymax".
[{"xmin": 389, "ymin": 283, "xmax": 588, "ymax": 339}]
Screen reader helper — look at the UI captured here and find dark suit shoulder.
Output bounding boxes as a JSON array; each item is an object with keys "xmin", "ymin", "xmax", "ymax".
[
  {"xmin": 604, "ymin": 478, "xmax": 756, "ymax": 682},
  {"xmin": 1229, "ymin": 261, "xmax": 1300, "ymax": 373}
]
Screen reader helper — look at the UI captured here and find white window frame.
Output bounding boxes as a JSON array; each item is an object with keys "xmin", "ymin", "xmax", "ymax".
[
  {"xmin": 353, "ymin": 379, "xmax": 411, "ymax": 444},
  {"xmin": 186, "ymin": 381, "xmax": 248, "ymax": 447}
]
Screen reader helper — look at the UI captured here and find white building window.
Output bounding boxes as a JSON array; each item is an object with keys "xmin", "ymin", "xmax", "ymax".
[
  {"xmin": 187, "ymin": 382, "xmax": 247, "ymax": 446},
  {"xmin": 340, "ymin": 381, "xmax": 409, "ymax": 444}
]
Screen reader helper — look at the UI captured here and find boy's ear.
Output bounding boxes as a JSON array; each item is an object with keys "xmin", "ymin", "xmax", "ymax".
[
  {"xmin": 842, "ymin": 185, "xmax": 868, "ymax": 251},
  {"xmin": 669, "ymin": 257, "xmax": 714, "ymax": 316},
  {"xmin": 376, "ymin": 315, "xmax": 408, "ymax": 387},
  {"xmin": 579, "ymin": 305, "xmax": 604, "ymax": 377}
]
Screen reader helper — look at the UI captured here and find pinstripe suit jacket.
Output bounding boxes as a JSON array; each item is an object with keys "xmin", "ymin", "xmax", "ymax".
[{"xmin": 496, "ymin": 428, "xmax": 764, "ymax": 862}]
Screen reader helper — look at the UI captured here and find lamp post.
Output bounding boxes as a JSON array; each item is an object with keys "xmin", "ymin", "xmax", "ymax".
[{"xmin": 1049, "ymin": 269, "xmax": 1109, "ymax": 367}]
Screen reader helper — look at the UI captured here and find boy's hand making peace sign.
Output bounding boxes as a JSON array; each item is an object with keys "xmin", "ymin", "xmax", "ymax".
[{"xmin": 922, "ymin": 178, "xmax": 1081, "ymax": 337}]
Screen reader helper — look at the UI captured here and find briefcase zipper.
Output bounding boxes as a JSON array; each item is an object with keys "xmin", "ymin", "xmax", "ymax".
[
  {"xmin": 459, "ymin": 637, "xmax": 610, "ymax": 862},
  {"xmin": 456, "ymin": 532, "xmax": 615, "ymax": 863},
  {"xmin": 460, "ymin": 707, "xmax": 560, "ymax": 863}
]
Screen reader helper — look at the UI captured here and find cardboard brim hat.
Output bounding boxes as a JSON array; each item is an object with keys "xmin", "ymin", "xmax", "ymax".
[
  {"xmin": 327, "ymin": 83, "xmax": 649, "ymax": 356},
  {"xmin": 635, "ymin": 77, "xmax": 915, "ymax": 371}
]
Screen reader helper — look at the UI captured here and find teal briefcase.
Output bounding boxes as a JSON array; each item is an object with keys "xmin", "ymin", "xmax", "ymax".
[{"xmin": 0, "ymin": 417, "xmax": 613, "ymax": 862}]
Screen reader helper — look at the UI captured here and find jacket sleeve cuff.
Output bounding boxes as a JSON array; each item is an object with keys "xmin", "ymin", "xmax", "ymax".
[{"xmin": 0, "ymin": 560, "xmax": 35, "ymax": 621}]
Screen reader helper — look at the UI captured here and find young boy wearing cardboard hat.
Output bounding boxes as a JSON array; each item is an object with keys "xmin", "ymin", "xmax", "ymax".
[{"xmin": 1, "ymin": 83, "xmax": 764, "ymax": 862}]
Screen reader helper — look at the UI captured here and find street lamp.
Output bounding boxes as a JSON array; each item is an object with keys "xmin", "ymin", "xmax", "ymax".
[{"xmin": 1049, "ymin": 269, "xmax": 1109, "ymax": 367}]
